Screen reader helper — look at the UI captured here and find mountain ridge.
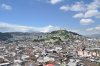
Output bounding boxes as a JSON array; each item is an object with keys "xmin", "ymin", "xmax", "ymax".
[
  {"xmin": 86, "ymin": 34, "xmax": 100, "ymax": 39},
  {"xmin": 0, "ymin": 30, "xmax": 83, "ymax": 42}
]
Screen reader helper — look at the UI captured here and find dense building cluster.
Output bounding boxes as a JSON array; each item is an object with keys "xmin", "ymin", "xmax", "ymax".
[
  {"xmin": 0, "ymin": 30, "xmax": 100, "ymax": 66},
  {"xmin": 0, "ymin": 38, "xmax": 100, "ymax": 66}
]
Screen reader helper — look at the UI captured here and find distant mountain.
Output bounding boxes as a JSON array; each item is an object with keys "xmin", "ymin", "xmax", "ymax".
[
  {"xmin": 0, "ymin": 30, "xmax": 83, "ymax": 42},
  {"xmin": 87, "ymin": 34, "xmax": 100, "ymax": 39},
  {"xmin": 8, "ymin": 32, "xmax": 46, "ymax": 41},
  {"xmin": 0, "ymin": 32, "xmax": 12, "ymax": 41}
]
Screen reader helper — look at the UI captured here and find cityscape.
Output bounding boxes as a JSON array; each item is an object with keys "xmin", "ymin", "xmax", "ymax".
[
  {"xmin": 0, "ymin": 30, "xmax": 100, "ymax": 66},
  {"xmin": 0, "ymin": 0, "xmax": 100, "ymax": 66}
]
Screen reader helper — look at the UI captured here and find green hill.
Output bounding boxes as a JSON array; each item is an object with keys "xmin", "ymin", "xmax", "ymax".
[{"xmin": 33, "ymin": 30, "xmax": 82, "ymax": 43}]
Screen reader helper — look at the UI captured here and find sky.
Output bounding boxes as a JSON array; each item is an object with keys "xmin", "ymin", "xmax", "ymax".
[{"xmin": 0, "ymin": 0, "xmax": 100, "ymax": 35}]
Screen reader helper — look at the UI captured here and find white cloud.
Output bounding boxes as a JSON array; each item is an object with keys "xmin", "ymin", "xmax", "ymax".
[
  {"xmin": 96, "ymin": 15, "xmax": 100, "ymax": 18},
  {"xmin": 48, "ymin": 0, "xmax": 62, "ymax": 4},
  {"xmin": 87, "ymin": 0, "xmax": 100, "ymax": 10},
  {"xmin": 0, "ymin": 22, "xmax": 80, "ymax": 33},
  {"xmin": 0, "ymin": 22, "xmax": 33, "ymax": 32},
  {"xmin": 60, "ymin": 0, "xmax": 100, "ymax": 25},
  {"xmin": 60, "ymin": 0, "xmax": 100, "ymax": 12},
  {"xmin": 84, "ymin": 10, "xmax": 100, "ymax": 18},
  {"xmin": 60, "ymin": 1, "xmax": 86, "ymax": 12},
  {"xmin": 80, "ymin": 19, "xmax": 94, "ymax": 25},
  {"xmin": 70, "ymin": 2, "xmax": 86, "ymax": 12},
  {"xmin": 95, "ymin": 26, "xmax": 100, "ymax": 30},
  {"xmin": 86, "ymin": 28, "xmax": 93, "ymax": 31},
  {"xmin": 85, "ymin": 0, "xmax": 100, "ymax": 18},
  {"xmin": 73, "ymin": 13, "xmax": 84, "ymax": 18},
  {"xmin": 0, "ymin": 22, "xmax": 62, "ymax": 32},
  {"xmin": 86, "ymin": 25, "xmax": 100, "ymax": 34},
  {"xmin": 38, "ymin": 25, "xmax": 61, "ymax": 33},
  {"xmin": 60, "ymin": 5, "xmax": 70, "ymax": 11},
  {"xmin": 0, "ymin": 3, "xmax": 12, "ymax": 10}
]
